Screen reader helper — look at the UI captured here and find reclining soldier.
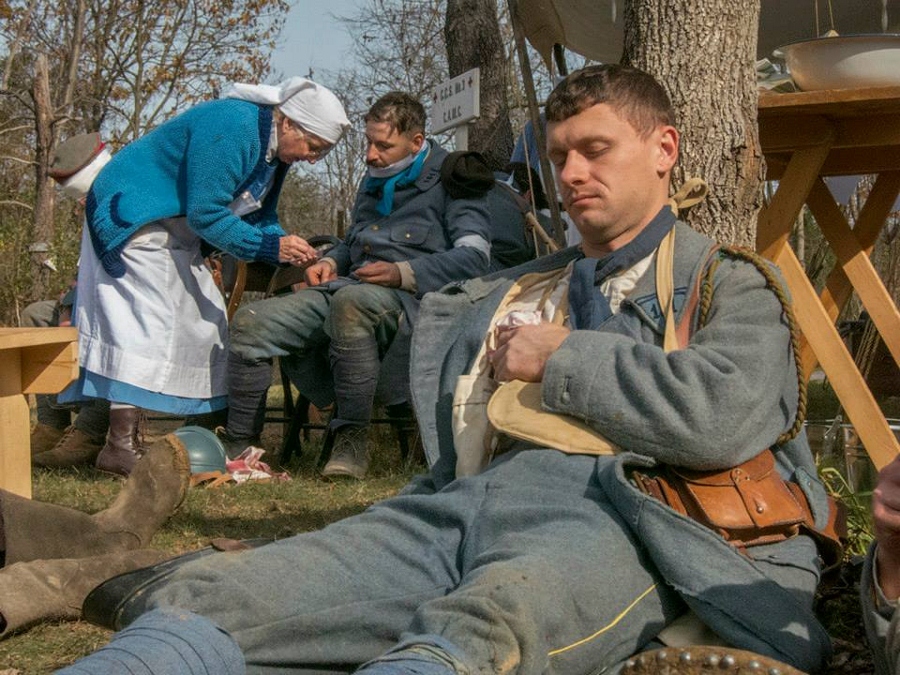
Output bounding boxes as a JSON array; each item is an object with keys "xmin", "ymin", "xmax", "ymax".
[
  {"xmin": 0, "ymin": 64, "xmax": 837, "ymax": 675},
  {"xmin": 220, "ymin": 90, "xmax": 494, "ymax": 479}
]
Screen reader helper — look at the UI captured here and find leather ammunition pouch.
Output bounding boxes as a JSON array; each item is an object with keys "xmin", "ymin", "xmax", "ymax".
[{"xmin": 631, "ymin": 448, "xmax": 844, "ymax": 568}]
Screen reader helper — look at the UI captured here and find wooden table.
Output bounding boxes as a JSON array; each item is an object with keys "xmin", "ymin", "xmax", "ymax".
[
  {"xmin": 757, "ymin": 86, "xmax": 900, "ymax": 470},
  {"xmin": 0, "ymin": 327, "xmax": 78, "ymax": 497}
]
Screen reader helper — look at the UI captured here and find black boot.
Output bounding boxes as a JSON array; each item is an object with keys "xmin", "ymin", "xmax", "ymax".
[
  {"xmin": 95, "ymin": 406, "xmax": 145, "ymax": 477},
  {"xmin": 82, "ymin": 538, "xmax": 274, "ymax": 630}
]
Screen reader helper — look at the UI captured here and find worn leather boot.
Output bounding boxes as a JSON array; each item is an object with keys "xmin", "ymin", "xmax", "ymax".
[
  {"xmin": 95, "ymin": 406, "xmax": 145, "ymax": 477},
  {"xmin": 33, "ymin": 426, "xmax": 105, "ymax": 468},
  {"xmin": 321, "ymin": 425, "xmax": 370, "ymax": 480},
  {"xmin": 0, "ymin": 549, "xmax": 168, "ymax": 638},
  {"xmin": 30, "ymin": 423, "xmax": 65, "ymax": 456},
  {"xmin": 620, "ymin": 646, "xmax": 805, "ymax": 674},
  {"xmin": 1, "ymin": 434, "xmax": 190, "ymax": 565}
]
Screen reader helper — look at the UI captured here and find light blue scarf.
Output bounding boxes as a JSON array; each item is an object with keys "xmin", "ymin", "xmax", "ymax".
[{"xmin": 364, "ymin": 142, "xmax": 429, "ymax": 216}]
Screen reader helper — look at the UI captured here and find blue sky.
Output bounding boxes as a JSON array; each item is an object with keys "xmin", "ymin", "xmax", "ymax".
[{"xmin": 270, "ymin": 1, "xmax": 357, "ymax": 83}]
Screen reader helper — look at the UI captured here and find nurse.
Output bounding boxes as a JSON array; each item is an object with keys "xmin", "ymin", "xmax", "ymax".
[{"xmin": 62, "ymin": 77, "xmax": 350, "ymax": 476}]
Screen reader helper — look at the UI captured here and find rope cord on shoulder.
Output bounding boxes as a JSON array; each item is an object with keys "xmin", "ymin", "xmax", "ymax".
[{"xmin": 697, "ymin": 247, "xmax": 807, "ymax": 445}]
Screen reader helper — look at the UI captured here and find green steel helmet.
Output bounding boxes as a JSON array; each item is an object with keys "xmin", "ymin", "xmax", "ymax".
[{"xmin": 172, "ymin": 426, "xmax": 227, "ymax": 474}]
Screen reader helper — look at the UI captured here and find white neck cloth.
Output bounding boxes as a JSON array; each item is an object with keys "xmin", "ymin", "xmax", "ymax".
[
  {"xmin": 224, "ymin": 77, "xmax": 350, "ymax": 145},
  {"xmin": 367, "ymin": 141, "xmax": 429, "ymax": 178},
  {"xmin": 59, "ymin": 147, "xmax": 112, "ymax": 199}
]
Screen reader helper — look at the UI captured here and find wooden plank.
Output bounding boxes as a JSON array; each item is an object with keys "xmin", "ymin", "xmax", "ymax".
[
  {"xmin": 767, "ymin": 242, "xmax": 899, "ymax": 470},
  {"xmin": 808, "ymin": 172, "xmax": 900, "ymax": 320},
  {"xmin": 21, "ymin": 341, "xmax": 78, "ymax": 395},
  {"xmin": 759, "ymin": 86, "xmax": 900, "ymax": 118},
  {"xmin": 0, "ymin": 327, "xmax": 78, "ymax": 350},
  {"xmin": 758, "ymin": 115, "xmax": 836, "ymax": 152},
  {"xmin": 835, "ymin": 115, "xmax": 900, "ymax": 149},
  {"xmin": 817, "ymin": 146, "xmax": 900, "ymax": 176},
  {"xmin": 757, "ymin": 142, "xmax": 833, "ymax": 257},
  {"xmin": 795, "ymin": 173, "xmax": 900, "ymax": 373},
  {"xmin": 0, "ymin": 395, "xmax": 31, "ymax": 498},
  {"xmin": 808, "ymin": 179, "xmax": 900, "ymax": 368},
  {"xmin": 759, "ymin": 115, "xmax": 900, "ymax": 153}
]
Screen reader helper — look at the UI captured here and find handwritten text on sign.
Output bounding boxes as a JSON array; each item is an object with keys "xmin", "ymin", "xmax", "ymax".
[{"xmin": 431, "ymin": 68, "xmax": 480, "ymax": 134}]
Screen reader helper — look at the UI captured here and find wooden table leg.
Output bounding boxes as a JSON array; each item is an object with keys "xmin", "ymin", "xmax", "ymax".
[
  {"xmin": 758, "ymin": 143, "xmax": 833, "ymax": 258},
  {"xmin": 769, "ymin": 243, "xmax": 900, "ymax": 470},
  {"xmin": 807, "ymin": 178, "xmax": 900, "ymax": 365},
  {"xmin": 0, "ymin": 392, "xmax": 32, "ymax": 498}
]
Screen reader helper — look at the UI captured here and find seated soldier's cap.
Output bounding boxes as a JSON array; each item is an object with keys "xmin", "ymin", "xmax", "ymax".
[{"xmin": 48, "ymin": 132, "xmax": 105, "ymax": 181}]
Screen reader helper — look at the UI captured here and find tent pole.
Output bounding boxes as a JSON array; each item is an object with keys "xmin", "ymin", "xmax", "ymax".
[
  {"xmin": 553, "ymin": 44, "xmax": 569, "ymax": 76},
  {"xmin": 507, "ymin": 0, "xmax": 567, "ymax": 249}
]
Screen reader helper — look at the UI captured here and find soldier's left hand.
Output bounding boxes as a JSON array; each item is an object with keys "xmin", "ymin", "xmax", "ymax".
[{"xmin": 354, "ymin": 261, "xmax": 401, "ymax": 287}]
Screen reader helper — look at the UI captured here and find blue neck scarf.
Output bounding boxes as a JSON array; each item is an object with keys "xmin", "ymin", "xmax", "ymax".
[
  {"xmin": 568, "ymin": 206, "xmax": 676, "ymax": 330},
  {"xmin": 364, "ymin": 144, "xmax": 429, "ymax": 216}
]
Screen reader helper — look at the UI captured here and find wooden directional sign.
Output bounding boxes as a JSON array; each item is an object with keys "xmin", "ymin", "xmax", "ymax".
[{"xmin": 431, "ymin": 68, "xmax": 480, "ymax": 134}]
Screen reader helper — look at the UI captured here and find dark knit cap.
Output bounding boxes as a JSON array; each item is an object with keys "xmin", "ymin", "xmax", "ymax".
[
  {"xmin": 440, "ymin": 150, "xmax": 495, "ymax": 199},
  {"xmin": 48, "ymin": 132, "xmax": 105, "ymax": 181}
]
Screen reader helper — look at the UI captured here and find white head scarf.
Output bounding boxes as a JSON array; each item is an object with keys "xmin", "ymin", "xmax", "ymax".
[
  {"xmin": 58, "ymin": 147, "xmax": 113, "ymax": 200},
  {"xmin": 224, "ymin": 77, "xmax": 350, "ymax": 145}
]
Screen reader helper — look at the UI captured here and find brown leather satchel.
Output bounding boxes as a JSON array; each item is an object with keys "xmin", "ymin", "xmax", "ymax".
[{"xmin": 631, "ymin": 448, "xmax": 844, "ymax": 567}]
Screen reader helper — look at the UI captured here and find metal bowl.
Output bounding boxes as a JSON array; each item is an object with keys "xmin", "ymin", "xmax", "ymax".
[{"xmin": 779, "ymin": 34, "xmax": 900, "ymax": 91}]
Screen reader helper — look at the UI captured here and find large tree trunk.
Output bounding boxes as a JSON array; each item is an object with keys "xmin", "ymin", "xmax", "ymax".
[
  {"xmin": 444, "ymin": 0, "xmax": 515, "ymax": 171},
  {"xmin": 31, "ymin": 53, "xmax": 56, "ymax": 303},
  {"xmin": 623, "ymin": 0, "xmax": 765, "ymax": 246}
]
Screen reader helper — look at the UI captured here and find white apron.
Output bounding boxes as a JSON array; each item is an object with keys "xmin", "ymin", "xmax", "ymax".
[{"xmin": 74, "ymin": 217, "xmax": 228, "ymax": 401}]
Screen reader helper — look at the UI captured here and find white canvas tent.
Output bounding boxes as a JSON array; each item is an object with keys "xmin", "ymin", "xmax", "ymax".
[{"xmin": 513, "ymin": 0, "xmax": 900, "ymax": 69}]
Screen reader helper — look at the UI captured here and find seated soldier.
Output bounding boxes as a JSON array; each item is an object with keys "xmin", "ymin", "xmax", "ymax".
[
  {"xmin": 1, "ymin": 64, "xmax": 836, "ymax": 675},
  {"xmin": 220, "ymin": 91, "xmax": 494, "ymax": 480}
]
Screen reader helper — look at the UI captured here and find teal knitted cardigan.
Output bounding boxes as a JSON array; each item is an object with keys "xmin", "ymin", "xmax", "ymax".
[{"xmin": 85, "ymin": 99, "xmax": 288, "ymax": 277}]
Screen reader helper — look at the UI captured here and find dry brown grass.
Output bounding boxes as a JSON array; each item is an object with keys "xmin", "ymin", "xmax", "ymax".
[{"xmin": 0, "ymin": 416, "xmax": 419, "ymax": 673}]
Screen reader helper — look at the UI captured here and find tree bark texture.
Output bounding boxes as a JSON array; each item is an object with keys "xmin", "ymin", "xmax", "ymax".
[
  {"xmin": 623, "ymin": 0, "xmax": 764, "ymax": 246},
  {"xmin": 31, "ymin": 53, "xmax": 55, "ymax": 302},
  {"xmin": 445, "ymin": 0, "xmax": 515, "ymax": 171}
]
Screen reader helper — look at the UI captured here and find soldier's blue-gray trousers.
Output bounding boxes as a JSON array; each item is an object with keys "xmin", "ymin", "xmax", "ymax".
[
  {"xmin": 226, "ymin": 283, "xmax": 403, "ymax": 439},
  {"xmin": 96, "ymin": 451, "xmax": 688, "ymax": 674}
]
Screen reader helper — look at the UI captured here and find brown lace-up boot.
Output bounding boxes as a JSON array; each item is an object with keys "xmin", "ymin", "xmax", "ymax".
[
  {"xmin": 1, "ymin": 434, "xmax": 190, "ymax": 565},
  {"xmin": 30, "ymin": 423, "xmax": 65, "ymax": 456},
  {"xmin": 95, "ymin": 406, "xmax": 145, "ymax": 477},
  {"xmin": 33, "ymin": 426, "xmax": 105, "ymax": 468}
]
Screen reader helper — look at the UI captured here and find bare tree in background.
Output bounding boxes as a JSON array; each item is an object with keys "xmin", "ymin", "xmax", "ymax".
[
  {"xmin": 624, "ymin": 0, "xmax": 764, "ymax": 245},
  {"xmin": 0, "ymin": 0, "xmax": 288, "ymax": 316},
  {"xmin": 444, "ymin": 0, "xmax": 514, "ymax": 170},
  {"xmin": 341, "ymin": 0, "xmax": 447, "ymax": 106}
]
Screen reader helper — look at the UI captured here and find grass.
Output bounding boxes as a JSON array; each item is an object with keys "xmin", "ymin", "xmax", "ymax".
[
  {"xmin": 0, "ymin": 413, "xmax": 420, "ymax": 674},
  {"xmin": 2, "ymin": 383, "xmax": 895, "ymax": 673}
]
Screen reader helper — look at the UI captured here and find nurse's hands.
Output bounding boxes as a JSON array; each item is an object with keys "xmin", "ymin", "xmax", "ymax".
[{"xmin": 278, "ymin": 235, "xmax": 318, "ymax": 266}]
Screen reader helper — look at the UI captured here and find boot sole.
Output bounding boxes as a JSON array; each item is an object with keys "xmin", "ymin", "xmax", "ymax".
[
  {"xmin": 621, "ymin": 646, "xmax": 805, "ymax": 674},
  {"xmin": 321, "ymin": 461, "xmax": 367, "ymax": 480}
]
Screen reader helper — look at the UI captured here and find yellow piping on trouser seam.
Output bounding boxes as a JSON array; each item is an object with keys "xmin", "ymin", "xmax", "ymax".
[{"xmin": 547, "ymin": 583, "xmax": 658, "ymax": 657}]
